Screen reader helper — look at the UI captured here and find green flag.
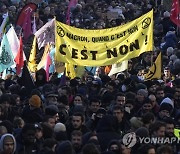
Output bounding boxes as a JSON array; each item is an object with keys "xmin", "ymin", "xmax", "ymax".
[{"xmin": 0, "ymin": 34, "xmax": 15, "ymax": 72}]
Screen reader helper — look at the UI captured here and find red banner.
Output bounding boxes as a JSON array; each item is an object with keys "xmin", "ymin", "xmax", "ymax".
[
  {"xmin": 170, "ymin": 0, "xmax": 180, "ymax": 27},
  {"xmin": 16, "ymin": 3, "xmax": 37, "ymax": 27}
]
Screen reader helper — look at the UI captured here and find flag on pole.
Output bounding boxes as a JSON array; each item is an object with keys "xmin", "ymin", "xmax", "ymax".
[
  {"xmin": 22, "ymin": 9, "xmax": 32, "ymax": 40},
  {"xmin": 32, "ymin": 13, "xmax": 37, "ymax": 34},
  {"xmin": 65, "ymin": 63, "xmax": 76, "ymax": 79},
  {"xmin": 35, "ymin": 18, "xmax": 55, "ymax": 49},
  {"xmin": 75, "ymin": 66, "xmax": 85, "ymax": 78},
  {"xmin": 44, "ymin": 53, "xmax": 51, "ymax": 81},
  {"xmin": 170, "ymin": 0, "xmax": 180, "ymax": 27},
  {"xmin": 144, "ymin": 52, "xmax": 162, "ymax": 80},
  {"xmin": 66, "ymin": 0, "xmax": 78, "ymax": 25},
  {"xmin": 37, "ymin": 43, "xmax": 50, "ymax": 70},
  {"xmin": 0, "ymin": 34, "xmax": 15, "ymax": 72},
  {"xmin": 28, "ymin": 36, "xmax": 37, "ymax": 72},
  {"xmin": 15, "ymin": 36, "xmax": 24, "ymax": 75},
  {"xmin": 0, "ymin": 13, "xmax": 9, "ymax": 39},
  {"xmin": 18, "ymin": 62, "xmax": 35, "ymax": 96},
  {"xmin": 108, "ymin": 60, "xmax": 128, "ymax": 76},
  {"xmin": 6, "ymin": 26, "xmax": 20, "ymax": 59}
]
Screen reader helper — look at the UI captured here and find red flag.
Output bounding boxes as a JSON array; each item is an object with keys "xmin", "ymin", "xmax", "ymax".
[
  {"xmin": 66, "ymin": 0, "xmax": 78, "ymax": 25},
  {"xmin": 15, "ymin": 36, "xmax": 24, "ymax": 75},
  {"xmin": 170, "ymin": 0, "xmax": 180, "ymax": 27}
]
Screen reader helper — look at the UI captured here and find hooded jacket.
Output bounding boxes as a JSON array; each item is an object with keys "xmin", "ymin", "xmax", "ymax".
[{"xmin": 0, "ymin": 133, "xmax": 16, "ymax": 154}]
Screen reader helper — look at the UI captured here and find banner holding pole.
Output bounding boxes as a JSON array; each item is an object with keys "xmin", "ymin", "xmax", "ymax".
[{"xmin": 55, "ymin": 10, "xmax": 153, "ymax": 66}]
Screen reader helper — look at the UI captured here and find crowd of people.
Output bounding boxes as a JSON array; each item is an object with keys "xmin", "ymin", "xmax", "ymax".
[{"xmin": 0, "ymin": 0, "xmax": 180, "ymax": 154}]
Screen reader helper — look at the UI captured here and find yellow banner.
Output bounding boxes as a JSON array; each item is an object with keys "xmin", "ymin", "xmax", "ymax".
[{"xmin": 55, "ymin": 10, "xmax": 153, "ymax": 66}]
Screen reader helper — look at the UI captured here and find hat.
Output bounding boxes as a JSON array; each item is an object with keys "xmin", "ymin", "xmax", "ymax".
[
  {"xmin": 137, "ymin": 89, "xmax": 148, "ymax": 98},
  {"xmin": 159, "ymin": 103, "xmax": 173, "ymax": 113},
  {"xmin": 45, "ymin": 105, "xmax": 59, "ymax": 116},
  {"xmin": 136, "ymin": 83, "xmax": 147, "ymax": 90},
  {"xmin": 167, "ymin": 47, "xmax": 174, "ymax": 56},
  {"xmin": 96, "ymin": 108, "xmax": 106, "ymax": 115},
  {"xmin": 29, "ymin": 95, "xmax": 41, "ymax": 108},
  {"xmin": 54, "ymin": 123, "xmax": 66, "ymax": 133},
  {"xmin": 34, "ymin": 123, "xmax": 42, "ymax": 130},
  {"xmin": 163, "ymin": 11, "xmax": 170, "ymax": 18},
  {"xmin": 160, "ymin": 97, "xmax": 174, "ymax": 108},
  {"xmin": 169, "ymin": 26, "xmax": 176, "ymax": 31},
  {"xmin": 135, "ymin": 127, "xmax": 149, "ymax": 138}
]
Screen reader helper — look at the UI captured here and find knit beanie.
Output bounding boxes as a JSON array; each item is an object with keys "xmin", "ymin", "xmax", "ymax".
[
  {"xmin": 163, "ymin": 11, "xmax": 170, "ymax": 18},
  {"xmin": 137, "ymin": 89, "xmax": 148, "ymax": 98},
  {"xmin": 54, "ymin": 123, "xmax": 66, "ymax": 133},
  {"xmin": 167, "ymin": 47, "xmax": 174, "ymax": 56},
  {"xmin": 135, "ymin": 127, "xmax": 149, "ymax": 138},
  {"xmin": 159, "ymin": 103, "xmax": 173, "ymax": 113},
  {"xmin": 45, "ymin": 105, "xmax": 59, "ymax": 116},
  {"xmin": 29, "ymin": 95, "xmax": 41, "ymax": 108},
  {"xmin": 160, "ymin": 97, "xmax": 174, "ymax": 108}
]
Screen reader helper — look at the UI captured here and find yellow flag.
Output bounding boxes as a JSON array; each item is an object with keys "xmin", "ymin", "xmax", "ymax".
[
  {"xmin": 37, "ymin": 43, "xmax": 50, "ymax": 70},
  {"xmin": 65, "ymin": 63, "xmax": 76, "ymax": 79},
  {"xmin": 174, "ymin": 128, "xmax": 180, "ymax": 139},
  {"xmin": 28, "ymin": 37, "xmax": 37, "ymax": 72},
  {"xmin": 144, "ymin": 52, "xmax": 161, "ymax": 80},
  {"xmin": 75, "ymin": 66, "xmax": 85, "ymax": 78}
]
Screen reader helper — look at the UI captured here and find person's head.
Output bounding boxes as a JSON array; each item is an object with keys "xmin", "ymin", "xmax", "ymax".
[
  {"xmin": 115, "ymin": 92, "xmax": 126, "ymax": 106},
  {"xmin": 21, "ymin": 124, "xmax": 36, "ymax": 144},
  {"xmin": 163, "ymin": 67, "xmax": 171, "ymax": 77},
  {"xmin": 142, "ymin": 112, "xmax": 155, "ymax": 127},
  {"xmin": 72, "ymin": 112, "xmax": 84, "ymax": 129},
  {"xmin": 0, "ymin": 133, "xmax": 16, "ymax": 154},
  {"xmin": 0, "ymin": 126, "xmax": 7, "ymax": 136},
  {"xmin": 136, "ymin": 89, "xmax": 148, "ymax": 103},
  {"xmin": 82, "ymin": 143, "xmax": 100, "ymax": 154},
  {"xmin": 45, "ymin": 105, "xmax": 59, "ymax": 123},
  {"xmin": 157, "ymin": 145, "xmax": 173, "ymax": 154},
  {"xmin": 142, "ymin": 98, "xmax": 153, "ymax": 112},
  {"xmin": 56, "ymin": 140, "xmax": 74, "ymax": 154},
  {"xmin": 73, "ymin": 94, "xmax": 84, "ymax": 106},
  {"xmin": 138, "ymin": 144, "xmax": 156, "ymax": 154},
  {"xmin": 125, "ymin": 99, "xmax": 134, "ymax": 111},
  {"xmin": 13, "ymin": 117, "xmax": 24, "ymax": 128},
  {"xmin": 34, "ymin": 123, "xmax": 43, "ymax": 140},
  {"xmin": 89, "ymin": 98, "xmax": 101, "ymax": 113},
  {"xmin": 46, "ymin": 93, "xmax": 58, "ymax": 105},
  {"xmin": 148, "ymin": 94, "xmax": 157, "ymax": 107},
  {"xmin": 106, "ymin": 81, "xmax": 116, "ymax": 93},
  {"xmin": 0, "ymin": 79, "xmax": 5, "ymax": 90},
  {"xmin": 113, "ymin": 105, "xmax": 124, "ymax": 123},
  {"xmin": 71, "ymin": 130, "xmax": 82, "ymax": 151},
  {"xmin": 149, "ymin": 121, "xmax": 166, "ymax": 137},
  {"xmin": 156, "ymin": 87, "xmax": 165, "ymax": 100},
  {"xmin": 29, "ymin": 95, "xmax": 42, "ymax": 109},
  {"xmin": 163, "ymin": 117, "xmax": 175, "ymax": 137},
  {"xmin": 159, "ymin": 100, "xmax": 174, "ymax": 119},
  {"xmin": 43, "ymin": 115, "xmax": 56, "ymax": 128},
  {"xmin": 0, "ymin": 94, "xmax": 12, "ymax": 109},
  {"xmin": 108, "ymin": 140, "xmax": 122, "ymax": 154},
  {"xmin": 143, "ymin": 53, "xmax": 151, "ymax": 65}
]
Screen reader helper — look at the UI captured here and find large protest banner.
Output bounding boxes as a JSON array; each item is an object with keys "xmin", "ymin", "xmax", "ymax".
[{"xmin": 55, "ymin": 10, "xmax": 153, "ymax": 66}]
